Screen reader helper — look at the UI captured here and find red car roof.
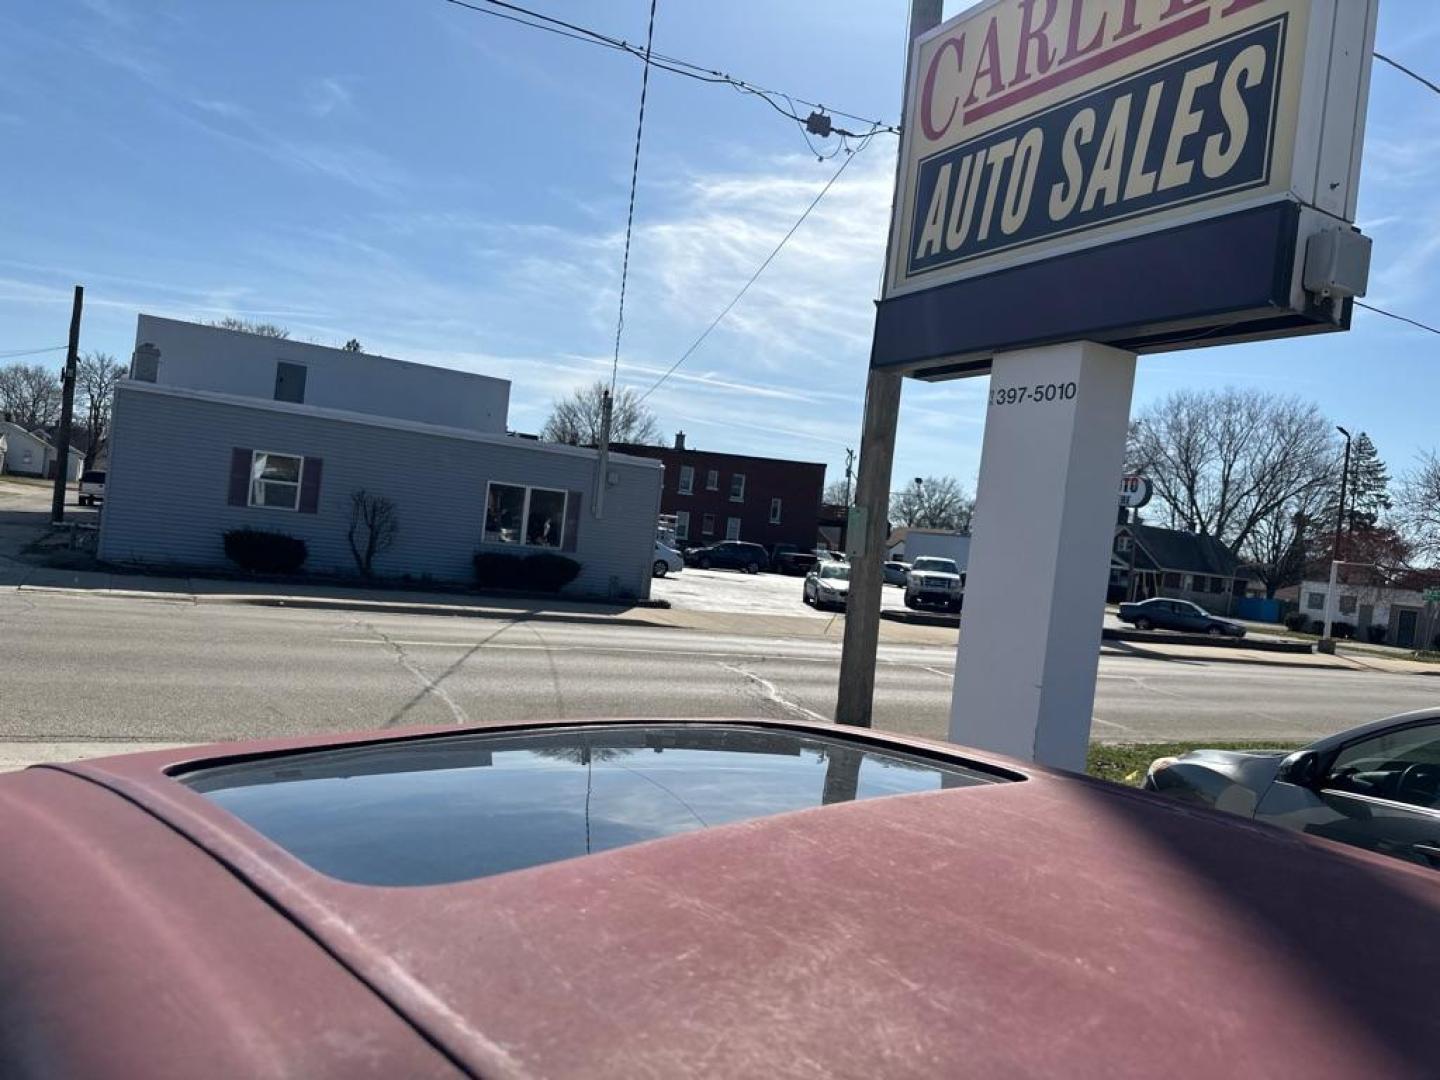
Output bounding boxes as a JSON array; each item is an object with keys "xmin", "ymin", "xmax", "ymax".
[{"xmin": 4, "ymin": 718, "xmax": 1439, "ymax": 1078}]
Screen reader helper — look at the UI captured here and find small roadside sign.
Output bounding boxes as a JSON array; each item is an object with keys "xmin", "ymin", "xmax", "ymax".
[{"xmin": 1425, "ymin": 589, "xmax": 1440, "ymax": 605}]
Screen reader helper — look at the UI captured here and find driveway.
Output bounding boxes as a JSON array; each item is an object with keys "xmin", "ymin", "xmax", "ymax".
[
  {"xmin": 652, "ymin": 565, "xmax": 913, "ymax": 619},
  {"xmin": 0, "ymin": 478, "xmax": 98, "ymax": 568}
]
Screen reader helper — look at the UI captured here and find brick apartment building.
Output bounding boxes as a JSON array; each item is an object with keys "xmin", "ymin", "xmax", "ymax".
[{"xmin": 613, "ymin": 434, "xmax": 825, "ymax": 552}]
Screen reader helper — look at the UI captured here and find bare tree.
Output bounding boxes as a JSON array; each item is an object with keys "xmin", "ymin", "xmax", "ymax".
[
  {"xmin": 76, "ymin": 352, "xmax": 125, "ymax": 468},
  {"xmin": 211, "ymin": 317, "xmax": 289, "ymax": 339},
  {"xmin": 889, "ymin": 476, "xmax": 974, "ymax": 531},
  {"xmin": 1396, "ymin": 452, "xmax": 1440, "ymax": 563},
  {"xmin": 1128, "ymin": 389, "xmax": 1335, "ymax": 553},
  {"xmin": 1240, "ymin": 484, "xmax": 1329, "ymax": 599},
  {"xmin": 541, "ymin": 381, "xmax": 660, "ymax": 446},
  {"xmin": 343, "ymin": 338, "xmax": 363, "ymax": 352},
  {"xmin": 347, "ymin": 490, "xmax": 399, "ymax": 578},
  {"xmin": 0, "ymin": 362, "xmax": 62, "ymax": 429},
  {"xmin": 823, "ymin": 479, "xmax": 851, "ymax": 506}
]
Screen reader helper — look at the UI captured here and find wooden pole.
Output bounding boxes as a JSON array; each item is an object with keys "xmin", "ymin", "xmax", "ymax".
[
  {"xmin": 50, "ymin": 285, "xmax": 83, "ymax": 524},
  {"xmin": 834, "ymin": 0, "xmax": 942, "ymax": 727}
]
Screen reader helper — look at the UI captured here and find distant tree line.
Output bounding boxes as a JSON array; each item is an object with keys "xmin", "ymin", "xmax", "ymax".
[
  {"xmin": 1127, "ymin": 387, "xmax": 1434, "ymax": 598},
  {"xmin": 0, "ymin": 352, "xmax": 125, "ymax": 468}
]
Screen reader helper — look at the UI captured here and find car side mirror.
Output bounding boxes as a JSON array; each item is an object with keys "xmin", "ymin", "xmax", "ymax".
[{"xmin": 1277, "ymin": 750, "xmax": 1322, "ymax": 788}]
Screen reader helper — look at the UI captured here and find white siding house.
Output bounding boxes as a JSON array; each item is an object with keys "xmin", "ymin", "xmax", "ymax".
[
  {"xmin": 130, "ymin": 315, "xmax": 510, "ymax": 434},
  {"xmin": 101, "ymin": 318, "xmax": 662, "ymax": 598},
  {"xmin": 0, "ymin": 422, "xmax": 81, "ymax": 480}
]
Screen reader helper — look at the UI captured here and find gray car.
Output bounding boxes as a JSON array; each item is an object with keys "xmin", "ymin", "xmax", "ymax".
[
  {"xmin": 883, "ymin": 560, "xmax": 909, "ymax": 586},
  {"xmin": 1145, "ymin": 709, "xmax": 1440, "ymax": 870}
]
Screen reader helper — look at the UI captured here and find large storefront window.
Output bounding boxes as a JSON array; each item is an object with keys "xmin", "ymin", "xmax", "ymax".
[{"xmin": 484, "ymin": 482, "xmax": 566, "ymax": 549}]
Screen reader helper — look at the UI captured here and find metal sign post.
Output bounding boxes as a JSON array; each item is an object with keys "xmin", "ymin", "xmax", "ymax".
[{"xmin": 867, "ymin": 0, "xmax": 1378, "ymax": 769}]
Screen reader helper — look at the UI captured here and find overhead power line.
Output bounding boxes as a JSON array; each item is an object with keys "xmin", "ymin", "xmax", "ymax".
[
  {"xmin": 1356, "ymin": 301, "xmax": 1440, "ymax": 336},
  {"xmin": 441, "ymin": 0, "xmax": 899, "ymax": 137},
  {"xmin": 0, "ymin": 345, "xmax": 66, "ymax": 360},
  {"xmin": 637, "ymin": 132, "xmax": 879, "ymax": 405},
  {"xmin": 611, "ymin": 0, "xmax": 659, "ymax": 392},
  {"xmin": 1374, "ymin": 51, "xmax": 1440, "ymax": 96}
]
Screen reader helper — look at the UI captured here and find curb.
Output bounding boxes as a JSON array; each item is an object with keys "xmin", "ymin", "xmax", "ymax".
[
  {"xmin": 1102, "ymin": 627, "xmax": 1312, "ymax": 654},
  {"xmin": 212, "ymin": 594, "xmax": 663, "ymax": 627},
  {"xmin": 1103, "ymin": 639, "xmax": 1358, "ymax": 671}
]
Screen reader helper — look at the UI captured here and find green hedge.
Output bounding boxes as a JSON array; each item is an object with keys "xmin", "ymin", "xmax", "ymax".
[
  {"xmin": 223, "ymin": 529, "xmax": 308, "ymax": 574},
  {"xmin": 473, "ymin": 551, "xmax": 581, "ymax": 593}
]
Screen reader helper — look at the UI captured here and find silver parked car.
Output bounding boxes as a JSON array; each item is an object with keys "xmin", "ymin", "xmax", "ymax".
[
  {"xmin": 883, "ymin": 560, "xmax": 910, "ymax": 586},
  {"xmin": 803, "ymin": 561, "xmax": 850, "ymax": 611},
  {"xmin": 1145, "ymin": 709, "xmax": 1440, "ymax": 870}
]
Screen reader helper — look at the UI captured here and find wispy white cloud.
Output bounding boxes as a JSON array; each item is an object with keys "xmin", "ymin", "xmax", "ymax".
[{"xmin": 303, "ymin": 77, "xmax": 353, "ymax": 118}]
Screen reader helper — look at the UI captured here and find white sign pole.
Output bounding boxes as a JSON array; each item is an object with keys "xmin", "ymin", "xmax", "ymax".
[{"xmin": 949, "ymin": 341, "xmax": 1136, "ymax": 772}]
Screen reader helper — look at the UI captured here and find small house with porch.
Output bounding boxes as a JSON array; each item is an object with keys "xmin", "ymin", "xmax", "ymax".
[{"xmin": 1109, "ymin": 524, "xmax": 1247, "ymax": 614}]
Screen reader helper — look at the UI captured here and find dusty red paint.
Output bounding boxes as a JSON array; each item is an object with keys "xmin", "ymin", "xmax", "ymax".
[{"xmin": 4, "ymin": 718, "xmax": 1439, "ymax": 1078}]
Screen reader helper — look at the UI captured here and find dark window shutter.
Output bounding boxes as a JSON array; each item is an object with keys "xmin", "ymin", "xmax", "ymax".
[
  {"xmin": 228, "ymin": 448, "xmax": 252, "ymax": 506},
  {"xmin": 562, "ymin": 490, "xmax": 582, "ymax": 552},
  {"xmin": 299, "ymin": 457, "xmax": 323, "ymax": 513}
]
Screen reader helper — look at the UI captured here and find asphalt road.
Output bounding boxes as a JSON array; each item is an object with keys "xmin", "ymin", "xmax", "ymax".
[{"xmin": 4, "ymin": 589, "xmax": 1439, "ymax": 770}]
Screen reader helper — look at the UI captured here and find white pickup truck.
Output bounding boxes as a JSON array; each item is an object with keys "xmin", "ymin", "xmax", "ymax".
[
  {"xmin": 77, "ymin": 470, "xmax": 106, "ymax": 506},
  {"xmin": 904, "ymin": 556, "xmax": 964, "ymax": 613}
]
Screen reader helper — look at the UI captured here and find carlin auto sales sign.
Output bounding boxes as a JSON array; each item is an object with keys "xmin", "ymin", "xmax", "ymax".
[{"xmin": 886, "ymin": 0, "xmax": 1353, "ymax": 299}]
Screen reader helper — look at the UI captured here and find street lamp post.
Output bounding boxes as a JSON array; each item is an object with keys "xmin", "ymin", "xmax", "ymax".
[{"xmin": 1319, "ymin": 426, "xmax": 1353, "ymax": 654}]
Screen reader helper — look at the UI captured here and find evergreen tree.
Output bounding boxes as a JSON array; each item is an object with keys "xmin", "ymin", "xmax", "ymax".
[{"xmin": 1346, "ymin": 431, "xmax": 1391, "ymax": 529}]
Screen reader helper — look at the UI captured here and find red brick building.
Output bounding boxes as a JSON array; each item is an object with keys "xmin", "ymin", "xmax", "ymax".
[{"xmin": 614, "ymin": 434, "xmax": 825, "ymax": 552}]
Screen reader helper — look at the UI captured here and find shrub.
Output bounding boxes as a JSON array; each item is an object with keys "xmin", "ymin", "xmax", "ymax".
[
  {"xmin": 223, "ymin": 529, "xmax": 307, "ymax": 574},
  {"xmin": 473, "ymin": 551, "xmax": 523, "ymax": 588},
  {"xmin": 1366, "ymin": 624, "xmax": 1388, "ymax": 644},
  {"xmin": 1332, "ymin": 621, "xmax": 1355, "ymax": 640},
  {"xmin": 1283, "ymin": 612, "xmax": 1310, "ymax": 633},
  {"xmin": 522, "ymin": 552, "xmax": 581, "ymax": 592},
  {"xmin": 472, "ymin": 550, "xmax": 581, "ymax": 593}
]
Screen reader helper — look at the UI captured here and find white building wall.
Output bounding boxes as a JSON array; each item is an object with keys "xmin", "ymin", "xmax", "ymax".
[
  {"xmin": 0, "ymin": 422, "xmax": 50, "ymax": 476},
  {"xmin": 100, "ymin": 383, "xmax": 661, "ymax": 599},
  {"xmin": 132, "ymin": 315, "xmax": 511, "ymax": 434},
  {"xmin": 899, "ymin": 530, "xmax": 971, "ymax": 567}
]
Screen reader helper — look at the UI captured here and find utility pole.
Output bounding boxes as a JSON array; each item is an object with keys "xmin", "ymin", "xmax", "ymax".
[
  {"xmin": 1320, "ymin": 425, "xmax": 1353, "ymax": 653},
  {"xmin": 835, "ymin": 0, "xmax": 942, "ymax": 728},
  {"xmin": 50, "ymin": 285, "xmax": 83, "ymax": 524},
  {"xmin": 842, "ymin": 447, "xmax": 855, "ymax": 506}
]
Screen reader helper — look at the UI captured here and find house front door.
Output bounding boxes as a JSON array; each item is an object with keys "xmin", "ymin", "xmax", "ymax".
[{"xmin": 1397, "ymin": 608, "xmax": 1419, "ymax": 649}]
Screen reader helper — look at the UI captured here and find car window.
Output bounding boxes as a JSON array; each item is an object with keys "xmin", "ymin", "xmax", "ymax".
[
  {"xmin": 820, "ymin": 564, "xmax": 850, "ymax": 580},
  {"xmin": 912, "ymin": 558, "xmax": 957, "ymax": 574},
  {"xmin": 1325, "ymin": 723, "xmax": 1440, "ymax": 811},
  {"xmin": 180, "ymin": 725, "xmax": 1007, "ymax": 886}
]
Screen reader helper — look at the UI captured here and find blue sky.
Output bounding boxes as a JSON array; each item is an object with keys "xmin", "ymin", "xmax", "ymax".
[{"xmin": 3, "ymin": 0, "xmax": 1440, "ymax": 497}]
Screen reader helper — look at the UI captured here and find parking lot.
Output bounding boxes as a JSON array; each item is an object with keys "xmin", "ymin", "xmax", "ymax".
[{"xmin": 652, "ymin": 564, "xmax": 915, "ymax": 619}]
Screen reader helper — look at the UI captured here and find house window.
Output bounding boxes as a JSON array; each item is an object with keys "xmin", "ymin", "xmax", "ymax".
[
  {"xmin": 1209, "ymin": 576, "xmax": 1227, "ymax": 593},
  {"xmin": 678, "ymin": 465, "xmax": 694, "ymax": 495},
  {"xmin": 249, "ymin": 451, "xmax": 304, "ymax": 510},
  {"xmin": 1307, "ymin": 591, "xmax": 1326, "ymax": 611},
  {"xmin": 1339, "ymin": 594, "xmax": 1358, "ymax": 615},
  {"xmin": 706, "ymin": 469, "xmax": 719, "ymax": 491},
  {"xmin": 730, "ymin": 473, "xmax": 746, "ymax": 502},
  {"xmin": 726, "ymin": 516, "xmax": 741, "ymax": 540},
  {"xmin": 702, "ymin": 513, "xmax": 715, "ymax": 536},
  {"xmin": 274, "ymin": 361, "xmax": 307, "ymax": 404},
  {"xmin": 1162, "ymin": 572, "xmax": 1181, "ymax": 589},
  {"xmin": 1115, "ymin": 534, "xmax": 1133, "ymax": 553},
  {"xmin": 674, "ymin": 510, "xmax": 690, "ymax": 542},
  {"xmin": 483, "ymin": 482, "xmax": 566, "ymax": 548},
  {"xmin": 769, "ymin": 497, "xmax": 782, "ymax": 524}
]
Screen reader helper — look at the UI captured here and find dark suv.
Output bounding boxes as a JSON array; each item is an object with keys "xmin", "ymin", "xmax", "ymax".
[{"xmin": 684, "ymin": 541, "xmax": 770, "ymax": 574}]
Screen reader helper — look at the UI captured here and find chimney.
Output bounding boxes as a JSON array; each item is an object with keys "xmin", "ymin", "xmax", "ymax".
[
  {"xmin": 131, "ymin": 342, "xmax": 160, "ymax": 383},
  {"xmin": 674, "ymin": 431, "xmax": 686, "ymax": 451}
]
